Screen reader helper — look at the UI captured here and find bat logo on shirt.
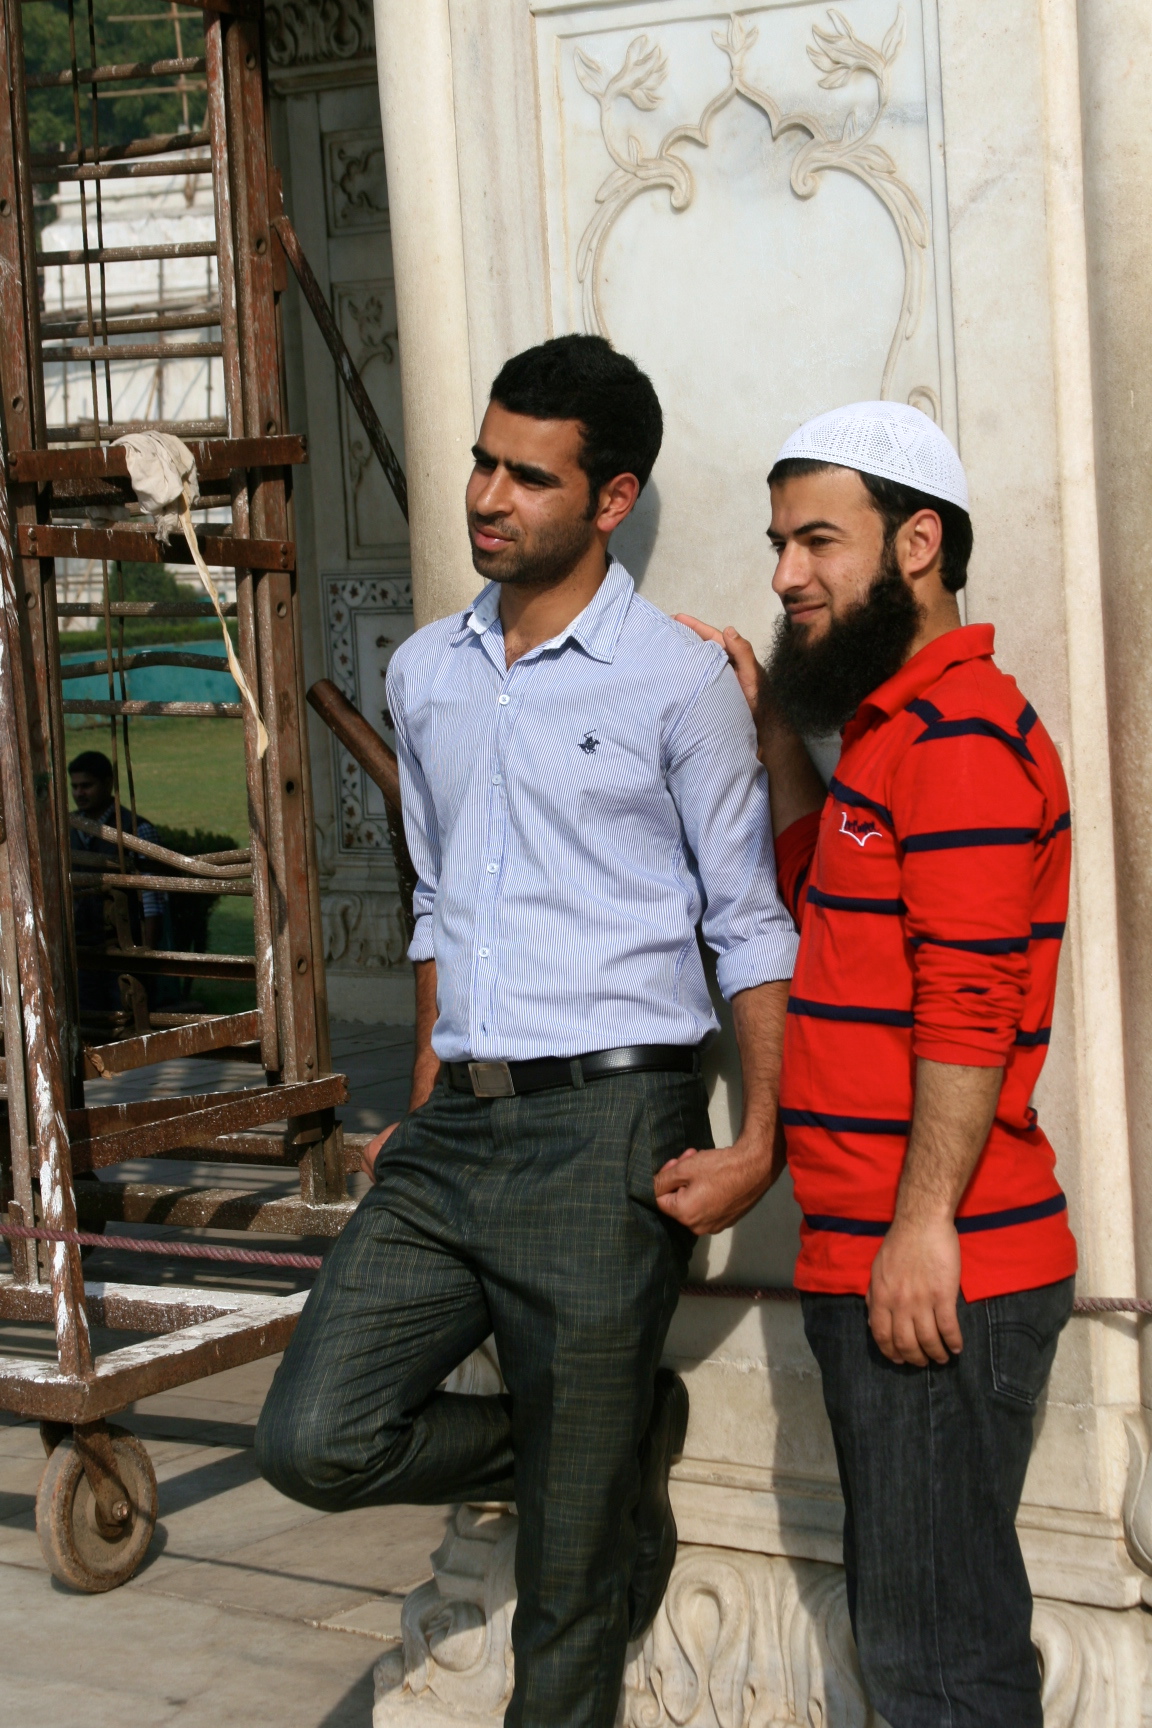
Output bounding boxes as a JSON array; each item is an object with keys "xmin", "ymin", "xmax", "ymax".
[
  {"xmin": 840, "ymin": 811, "xmax": 881, "ymax": 846},
  {"xmin": 579, "ymin": 733, "xmax": 600, "ymax": 755}
]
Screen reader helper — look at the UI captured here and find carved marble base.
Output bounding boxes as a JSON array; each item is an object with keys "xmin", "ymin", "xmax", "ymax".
[
  {"xmin": 321, "ymin": 890, "xmax": 409, "ymax": 970},
  {"xmin": 373, "ymin": 1513, "xmax": 1148, "ymax": 1727}
]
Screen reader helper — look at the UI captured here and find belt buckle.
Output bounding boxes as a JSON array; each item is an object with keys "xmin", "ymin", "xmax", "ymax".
[{"xmin": 468, "ymin": 1060, "xmax": 515, "ymax": 1098}]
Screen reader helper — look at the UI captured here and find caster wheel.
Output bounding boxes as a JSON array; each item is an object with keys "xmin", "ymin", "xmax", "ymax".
[{"xmin": 36, "ymin": 1425, "xmax": 157, "ymax": 1592}]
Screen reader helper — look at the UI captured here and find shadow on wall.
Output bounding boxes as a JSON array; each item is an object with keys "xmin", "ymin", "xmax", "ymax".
[{"xmin": 610, "ymin": 480, "xmax": 661, "ymax": 587}]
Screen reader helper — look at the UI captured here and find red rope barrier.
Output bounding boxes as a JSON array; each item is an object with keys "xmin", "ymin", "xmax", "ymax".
[
  {"xmin": 678, "ymin": 1281, "xmax": 1152, "ymax": 1315},
  {"xmin": 0, "ymin": 1221, "xmax": 323, "ymax": 1271},
  {"xmin": 0, "ymin": 1225, "xmax": 1146, "ymax": 1314}
]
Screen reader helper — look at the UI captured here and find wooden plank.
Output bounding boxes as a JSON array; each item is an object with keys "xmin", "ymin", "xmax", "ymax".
[
  {"xmin": 75, "ymin": 948, "xmax": 257, "ymax": 980},
  {"xmin": 70, "ymin": 1074, "xmax": 349, "ymax": 1168},
  {"xmin": 37, "ymin": 241, "xmax": 217, "ymax": 266},
  {"xmin": 0, "ymin": 582, "xmax": 89, "ymax": 1355},
  {"xmin": 19, "ymin": 523, "xmax": 295, "ymax": 570},
  {"xmin": 45, "ymin": 340, "xmax": 223, "ymax": 363},
  {"xmin": 0, "ymin": 1275, "xmax": 247, "ymax": 1330},
  {"xmin": 71, "ymin": 1087, "xmax": 287, "ymax": 1135},
  {"xmin": 8, "ymin": 434, "xmax": 307, "ymax": 484},
  {"xmin": 30, "ymin": 128, "xmax": 210, "ymax": 169},
  {"xmin": 0, "ymin": 1292, "xmax": 307, "ymax": 1422},
  {"xmin": 31, "ymin": 156, "xmax": 214, "ymax": 185},
  {"xmin": 73, "ymin": 1183, "xmax": 356, "ymax": 1236},
  {"xmin": 83, "ymin": 1010, "xmax": 260, "ymax": 1078},
  {"xmin": 26, "ymin": 56, "xmax": 207, "ymax": 92},
  {"xmin": 227, "ymin": 15, "xmax": 332, "ymax": 1130},
  {"xmin": 64, "ymin": 702, "xmax": 244, "ymax": 721},
  {"xmin": 58, "ymin": 600, "xmax": 236, "ymax": 617}
]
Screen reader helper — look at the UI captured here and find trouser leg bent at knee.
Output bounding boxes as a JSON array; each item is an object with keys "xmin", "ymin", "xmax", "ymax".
[
  {"xmin": 256, "ymin": 1098, "xmax": 516, "ymax": 1511},
  {"xmin": 256, "ymin": 1074, "xmax": 703, "ymax": 1728}
]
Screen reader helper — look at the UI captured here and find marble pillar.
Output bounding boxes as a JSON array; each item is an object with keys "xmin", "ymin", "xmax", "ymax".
[
  {"xmin": 1079, "ymin": 0, "xmax": 1152, "ymax": 1595},
  {"xmin": 366, "ymin": 0, "xmax": 1152, "ymax": 1718}
]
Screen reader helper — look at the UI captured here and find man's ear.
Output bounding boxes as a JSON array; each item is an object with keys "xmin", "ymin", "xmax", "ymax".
[
  {"xmin": 595, "ymin": 471, "xmax": 641, "ymax": 536},
  {"xmin": 899, "ymin": 508, "xmax": 944, "ymax": 581}
]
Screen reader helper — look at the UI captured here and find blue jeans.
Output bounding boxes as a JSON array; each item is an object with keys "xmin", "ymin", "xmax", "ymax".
[{"xmin": 801, "ymin": 1277, "xmax": 1074, "ymax": 1728}]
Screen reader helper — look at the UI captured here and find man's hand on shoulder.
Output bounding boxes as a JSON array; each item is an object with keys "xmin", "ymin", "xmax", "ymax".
[
  {"xmin": 675, "ymin": 615, "xmax": 762, "ymax": 713},
  {"xmin": 866, "ymin": 1214, "xmax": 964, "ymax": 1367},
  {"xmin": 654, "ymin": 1128, "xmax": 784, "ymax": 1237}
]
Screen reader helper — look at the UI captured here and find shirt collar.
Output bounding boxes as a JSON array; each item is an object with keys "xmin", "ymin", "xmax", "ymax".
[
  {"xmin": 858, "ymin": 623, "xmax": 996, "ymax": 721},
  {"xmin": 459, "ymin": 558, "xmax": 635, "ymax": 666}
]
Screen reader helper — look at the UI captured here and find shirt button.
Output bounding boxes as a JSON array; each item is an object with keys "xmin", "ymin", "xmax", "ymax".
[
  {"xmin": 492, "ymin": 773, "xmax": 503, "ymax": 784},
  {"xmin": 497, "ymin": 694, "xmax": 510, "ymax": 705},
  {"xmin": 478, "ymin": 947, "xmax": 490, "ymax": 958},
  {"xmin": 487, "ymin": 862, "xmax": 497, "ymax": 873}
]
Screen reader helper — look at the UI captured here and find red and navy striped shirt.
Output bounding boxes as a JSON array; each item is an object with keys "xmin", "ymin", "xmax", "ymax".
[{"xmin": 775, "ymin": 624, "xmax": 1077, "ymax": 1300}]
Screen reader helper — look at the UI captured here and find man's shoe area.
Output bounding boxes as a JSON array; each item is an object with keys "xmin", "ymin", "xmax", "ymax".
[{"xmin": 627, "ymin": 1368, "xmax": 689, "ymax": 1642}]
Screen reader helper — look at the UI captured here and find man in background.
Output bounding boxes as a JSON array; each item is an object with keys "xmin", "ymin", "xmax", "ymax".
[
  {"xmin": 69, "ymin": 748, "xmax": 170, "ymax": 1016},
  {"xmin": 672, "ymin": 402, "xmax": 1077, "ymax": 1728}
]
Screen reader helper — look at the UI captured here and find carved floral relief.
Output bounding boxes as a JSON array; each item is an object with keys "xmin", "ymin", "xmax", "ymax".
[
  {"xmin": 332, "ymin": 280, "xmax": 407, "ymax": 556},
  {"xmin": 326, "ymin": 575, "xmax": 414, "ymax": 856},
  {"xmin": 265, "ymin": 0, "xmax": 374, "ymax": 69},
  {"xmin": 373, "ymin": 1520, "xmax": 1145, "ymax": 1726},
  {"xmin": 324, "ymin": 127, "xmax": 390, "ymax": 234},
  {"xmin": 573, "ymin": 8, "xmax": 937, "ymax": 416}
]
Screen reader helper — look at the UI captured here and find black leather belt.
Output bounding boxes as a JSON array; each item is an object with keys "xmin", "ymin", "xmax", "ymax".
[{"xmin": 446, "ymin": 1043, "xmax": 701, "ymax": 1099}]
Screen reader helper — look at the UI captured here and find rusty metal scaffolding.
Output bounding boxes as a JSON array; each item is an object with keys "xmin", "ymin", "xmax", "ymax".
[{"xmin": 0, "ymin": 0, "xmax": 365, "ymax": 1590}]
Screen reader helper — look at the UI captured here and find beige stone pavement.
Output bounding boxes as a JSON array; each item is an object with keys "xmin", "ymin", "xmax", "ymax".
[{"xmin": 0, "ymin": 1021, "xmax": 450, "ymax": 1728}]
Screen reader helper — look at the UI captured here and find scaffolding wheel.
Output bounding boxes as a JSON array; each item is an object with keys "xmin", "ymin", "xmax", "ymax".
[{"xmin": 36, "ymin": 1425, "xmax": 158, "ymax": 1592}]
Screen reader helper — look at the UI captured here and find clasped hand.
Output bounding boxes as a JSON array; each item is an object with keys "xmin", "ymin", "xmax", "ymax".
[{"xmin": 654, "ymin": 1134, "xmax": 779, "ymax": 1237}]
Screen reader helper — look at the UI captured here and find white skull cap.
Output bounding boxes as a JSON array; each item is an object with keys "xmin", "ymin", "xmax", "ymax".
[{"xmin": 774, "ymin": 400, "xmax": 969, "ymax": 513}]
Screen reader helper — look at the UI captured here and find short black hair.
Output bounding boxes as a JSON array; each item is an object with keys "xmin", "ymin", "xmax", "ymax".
[
  {"xmin": 767, "ymin": 457, "xmax": 973, "ymax": 593},
  {"xmin": 68, "ymin": 749, "xmax": 114, "ymax": 780},
  {"xmin": 490, "ymin": 334, "xmax": 663, "ymax": 502}
]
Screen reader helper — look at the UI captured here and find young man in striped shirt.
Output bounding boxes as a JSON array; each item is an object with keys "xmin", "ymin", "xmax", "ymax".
[
  {"xmin": 672, "ymin": 402, "xmax": 1077, "ymax": 1728},
  {"xmin": 257, "ymin": 336, "xmax": 799, "ymax": 1726}
]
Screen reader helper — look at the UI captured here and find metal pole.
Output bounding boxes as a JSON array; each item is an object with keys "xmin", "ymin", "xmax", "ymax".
[{"xmin": 271, "ymin": 213, "xmax": 409, "ymax": 523}]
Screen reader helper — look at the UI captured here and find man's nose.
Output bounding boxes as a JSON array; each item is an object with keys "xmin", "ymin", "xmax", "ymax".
[
  {"xmin": 772, "ymin": 541, "xmax": 808, "ymax": 597},
  {"xmin": 471, "ymin": 466, "xmax": 514, "ymax": 518}
]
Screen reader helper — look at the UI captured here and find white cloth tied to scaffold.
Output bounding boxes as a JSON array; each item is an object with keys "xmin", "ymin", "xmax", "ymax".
[{"xmin": 113, "ymin": 432, "xmax": 268, "ymax": 757}]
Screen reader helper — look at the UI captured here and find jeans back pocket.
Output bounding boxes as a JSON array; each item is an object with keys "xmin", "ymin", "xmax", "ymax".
[{"xmin": 987, "ymin": 1277, "xmax": 1075, "ymax": 1408}]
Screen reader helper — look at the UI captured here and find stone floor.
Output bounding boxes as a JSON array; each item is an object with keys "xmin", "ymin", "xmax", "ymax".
[{"xmin": 0, "ymin": 1021, "xmax": 452, "ymax": 1728}]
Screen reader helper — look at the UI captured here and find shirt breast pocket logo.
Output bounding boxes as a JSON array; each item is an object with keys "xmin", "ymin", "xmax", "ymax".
[
  {"xmin": 578, "ymin": 732, "xmax": 600, "ymax": 756},
  {"xmin": 840, "ymin": 811, "xmax": 882, "ymax": 847}
]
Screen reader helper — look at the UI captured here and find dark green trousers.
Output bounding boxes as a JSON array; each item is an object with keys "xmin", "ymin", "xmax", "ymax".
[{"xmin": 255, "ymin": 1071, "xmax": 707, "ymax": 1728}]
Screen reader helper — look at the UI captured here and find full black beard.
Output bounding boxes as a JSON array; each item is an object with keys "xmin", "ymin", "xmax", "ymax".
[{"xmin": 763, "ymin": 548, "xmax": 923, "ymax": 736}]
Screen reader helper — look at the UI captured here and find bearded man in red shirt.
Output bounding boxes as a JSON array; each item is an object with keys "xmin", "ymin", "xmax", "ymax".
[{"xmin": 665, "ymin": 402, "xmax": 1077, "ymax": 1728}]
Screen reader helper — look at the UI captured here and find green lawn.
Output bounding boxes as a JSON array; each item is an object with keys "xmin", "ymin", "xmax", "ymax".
[{"xmin": 68, "ymin": 715, "xmax": 251, "ymax": 841}]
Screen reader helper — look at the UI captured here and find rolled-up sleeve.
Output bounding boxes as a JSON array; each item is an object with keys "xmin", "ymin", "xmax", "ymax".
[
  {"xmin": 892, "ymin": 730, "xmax": 1044, "ymax": 1066},
  {"xmin": 666, "ymin": 661, "xmax": 799, "ymax": 997},
  {"xmin": 385, "ymin": 658, "xmax": 440, "ymax": 964}
]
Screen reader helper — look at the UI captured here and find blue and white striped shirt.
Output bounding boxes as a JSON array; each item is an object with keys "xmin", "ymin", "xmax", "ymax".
[{"xmin": 386, "ymin": 559, "xmax": 798, "ymax": 1061}]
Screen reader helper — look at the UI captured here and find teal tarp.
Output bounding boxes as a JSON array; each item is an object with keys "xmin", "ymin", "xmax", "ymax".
[{"xmin": 61, "ymin": 638, "xmax": 239, "ymax": 708}]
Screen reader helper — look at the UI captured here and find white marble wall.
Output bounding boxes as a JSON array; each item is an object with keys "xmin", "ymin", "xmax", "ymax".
[
  {"xmin": 365, "ymin": 0, "xmax": 1152, "ymax": 1717},
  {"xmin": 271, "ymin": 35, "xmax": 417, "ymax": 1024}
]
